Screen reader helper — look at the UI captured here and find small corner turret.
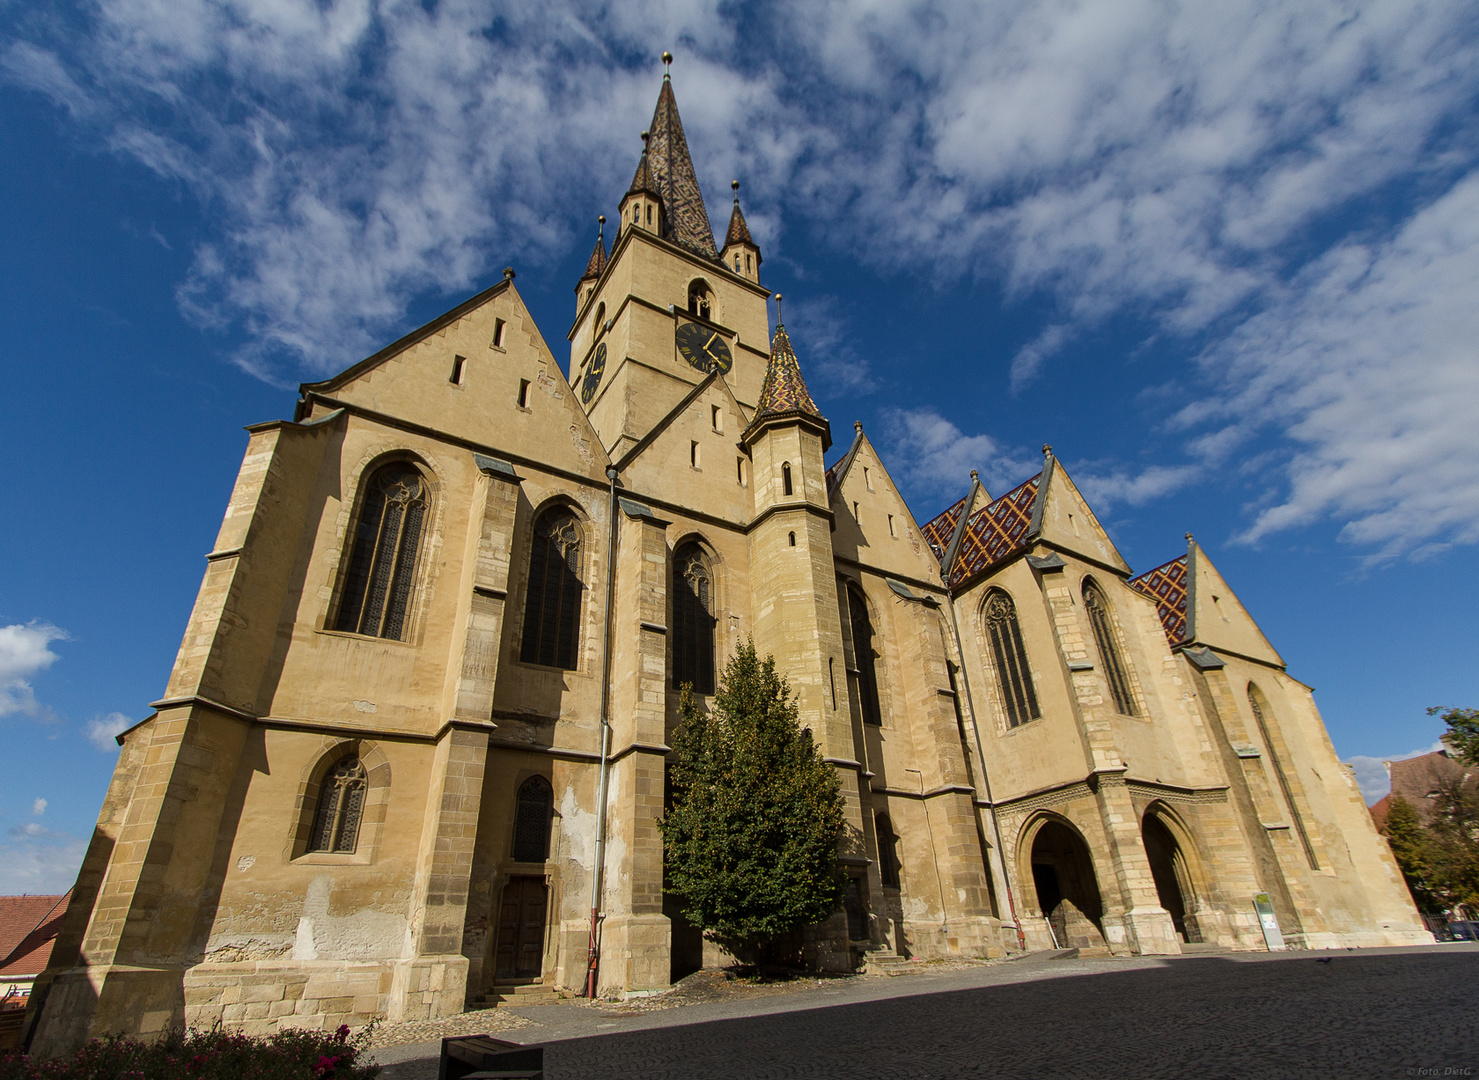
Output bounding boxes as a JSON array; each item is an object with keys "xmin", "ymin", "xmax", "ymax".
[
  {"xmin": 576, "ymin": 215, "xmax": 607, "ymax": 313},
  {"xmin": 721, "ymin": 180, "xmax": 762, "ymax": 283},
  {"xmin": 620, "ymin": 131, "xmax": 665, "ymax": 238}
]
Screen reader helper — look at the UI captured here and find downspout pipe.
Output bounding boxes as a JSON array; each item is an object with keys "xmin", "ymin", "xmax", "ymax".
[
  {"xmin": 586, "ymin": 465, "xmax": 620, "ymax": 997},
  {"xmin": 946, "ymin": 591, "xmax": 1028, "ymax": 953}
]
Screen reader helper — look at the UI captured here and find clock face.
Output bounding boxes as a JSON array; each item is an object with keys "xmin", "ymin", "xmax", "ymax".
[
  {"xmin": 675, "ymin": 321, "xmax": 733, "ymax": 375},
  {"xmin": 580, "ymin": 342, "xmax": 606, "ymax": 405}
]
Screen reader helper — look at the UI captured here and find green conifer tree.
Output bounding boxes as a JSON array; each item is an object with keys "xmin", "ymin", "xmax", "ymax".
[
  {"xmin": 661, "ymin": 637, "xmax": 847, "ymax": 963},
  {"xmin": 1383, "ymin": 795, "xmax": 1440, "ymax": 912}
]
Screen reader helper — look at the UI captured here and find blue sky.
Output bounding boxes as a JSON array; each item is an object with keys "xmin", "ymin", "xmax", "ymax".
[{"xmin": 3, "ymin": 0, "xmax": 1478, "ymax": 892}]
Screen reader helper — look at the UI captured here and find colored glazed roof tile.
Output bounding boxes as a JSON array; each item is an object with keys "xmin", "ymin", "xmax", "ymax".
[
  {"xmin": 921, "ymin": 494, "xmax": 971, "ymax": 562},
  {"xmin": 1130, "ymin": 555, "xmax": 1189, "ymax": 645},
  {"xmin": 949, "ymin": 475, "xmax": 1041, "ymax": 587},
  {"xmin": 725, "ymin": 200, "xmax": 756, "ymax": 249},
  {"xmin": 644, "ymin": 79, "xmax": 720, "ymax": 260},
  {"xmin": 579, "ymin": 233, "xmax": 608, "ymax": 282},
  {"xmin": 754, "ymin": 324, "xmax": 823, "ymax": 423}
]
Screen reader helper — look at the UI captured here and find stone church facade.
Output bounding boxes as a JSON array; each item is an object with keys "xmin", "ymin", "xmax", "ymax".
[{"xmin": 29, "ymin": 71, "xmax": 1428, "ymax": 1054}]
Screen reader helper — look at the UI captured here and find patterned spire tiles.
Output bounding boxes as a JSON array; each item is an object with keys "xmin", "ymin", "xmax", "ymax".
[
  {"xmin": 579, "ymin": 233, "xmax": 608, "ymax": 282},
  {"xmin": 921, "ymin": 494, "xmax": 972, "ymax": 562},
  {"xmin": 725, "ymin": 200, "xmax": 756, "ymax": 249},
  {"xmin": 949, "ymin": 475, "xmax": 1041, "ymax": 587},
  {"xmin": 1130, "ymin": 555, "xmax": 1189, "ymax": 646},
  {"xmin": 645, "ymin": 79, "xmax": 720, "ymax": 260},
  {"xmin": 627, "ymin": 148, "xmax": 660, "ymax": 199},
  {"xmin": 754, "ymin": 323, "xmax": 824, "ymax": 424}
]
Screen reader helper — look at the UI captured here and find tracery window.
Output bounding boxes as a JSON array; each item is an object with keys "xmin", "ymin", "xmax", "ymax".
[
  {"xmin": 848, "ymin": 588, "xmax": 883, "ymax": 726},
  {"xmin": 334, "ymin": 461, "xmax": 429, "ymax": 641},
  {"xmin": 512, "ymin": 775, "xmax": 554, "ymax": 863},
  {"xmin": 309, "ymin": 757, "xmax": 367, "ymax": 854},
  {"xmin": 1084, "ymin": 582, "xmax": 1137, "ymax": 716},
  {"xmin": 876, "ymin": 814, "xmax": 901, "ymax": 888},
  {"xmin": 672, "ymin": 543, "xmax": 716, "ymax": 694},
  {"xmin": 983, "ymin": 590, "xmax": 1040, "ymax": 728},
  {"xmin": 520, "ymin": 508, "xmax": 584, "ymax": 669}
]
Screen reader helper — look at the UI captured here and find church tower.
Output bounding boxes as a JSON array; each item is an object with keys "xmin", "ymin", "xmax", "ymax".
[{"xmin": 568, "ymin": 60, "xmax": 772, "ymax": 466}]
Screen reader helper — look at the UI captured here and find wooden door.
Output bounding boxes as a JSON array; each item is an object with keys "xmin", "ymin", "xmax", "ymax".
[{"xmin": 495, "ymin": 876, "xmax": 549, "ymax": 980}]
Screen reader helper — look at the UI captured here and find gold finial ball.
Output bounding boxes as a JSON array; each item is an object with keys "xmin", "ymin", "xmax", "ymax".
[
  {"xmin": 662, "ymin": 50, "xmax": 673, "ymax": 66},
  {"xmin": 774, "ymin": 292, "xmax": 783, "ymax": 302},
  {"xmin": 641, "ymin": 130, "xmax": 649, "ymax": 144},
  {"xmin": 598, "ymin": 214, "xmax": 606, "ymax": 225},
  {"xmin": 732, "ymin": 179, "xmax": 740, "ymax": 192}
]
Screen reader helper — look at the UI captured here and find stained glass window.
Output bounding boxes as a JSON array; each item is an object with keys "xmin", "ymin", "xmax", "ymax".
[
  {"xmin": 1084, "ymin": 583, "xmax": 1137, "ymax": 716},
  {"xmin": 672, "ymin": 544, "xmax": 715, "ymax": 694},
  {"xmin": 984, "ymin": 590, "xmax": 1040, "ymax": 728},
  {"xmin": 335, "ymin": 462, "xmax": 428, "ymax": 640},
  {"xmin": 512, "ymin": 775, "xmax": 553, "ymax": 863},
  {"xmin": 849, "ymin": 588, "xmax": 883, "ymax": 726},
  {"xmin": 520, "ymin": 509, "xmax": 583, "ymax": 669},
  {"xmin": 309, "ymin": 757, "xmax": 367, "ymax": 854}
]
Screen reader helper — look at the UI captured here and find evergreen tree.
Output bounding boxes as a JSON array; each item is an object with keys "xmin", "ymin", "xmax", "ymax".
[
  {"xmin": 661, "ymin": 637, "xmax": 847, "ymax": 962},
  {"xmin": 1383, "ymin": 795, "xmax": 1441, "ymax": 912}
]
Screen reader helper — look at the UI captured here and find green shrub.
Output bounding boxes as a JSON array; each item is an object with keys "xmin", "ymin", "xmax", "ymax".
[{"xmin": 0, "ymin": 1023, "xmax": 378, "ymax": 1080}]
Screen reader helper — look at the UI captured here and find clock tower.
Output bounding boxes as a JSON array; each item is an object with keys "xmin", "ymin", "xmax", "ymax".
[{"xmin": 568, "ymin": 63, "xmax": 772, "ymax": 466}]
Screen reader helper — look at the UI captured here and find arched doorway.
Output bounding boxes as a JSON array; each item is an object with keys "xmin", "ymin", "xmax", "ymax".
[
  {"xmin": 1028, "ymin": 818, "xmax": 1104, "ymax": 949},
  {"xmin": 1141, "ymin": 807, "xmax": 1201, "ymax": 944}
]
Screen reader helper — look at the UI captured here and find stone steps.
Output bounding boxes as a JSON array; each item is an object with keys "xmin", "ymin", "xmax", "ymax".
[
  {"xmin": 467, "ymin": 981, "xmax": 566, "ymax": 1009},
  {"xmin": 862, "ymin": 950, "xmax": 911, "ymax": 976}
]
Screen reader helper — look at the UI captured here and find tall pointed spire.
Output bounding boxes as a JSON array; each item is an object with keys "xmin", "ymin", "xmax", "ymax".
[
  {"xmin": 724, "ymin": 182, "xmax": 756, "ymax": 249},
  {"xmin": 627, "ymin": 133, "xmax": 660, "ymax": 200},
  {"xmin": 641, "ymin": 55, "xmax": 720, "ymax": 260},
  {"xmin": 746, "ymin": 305, "xmax": 830, "ymax": 449}
]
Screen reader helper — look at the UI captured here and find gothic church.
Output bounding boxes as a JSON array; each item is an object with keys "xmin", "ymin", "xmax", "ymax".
[{"xmin": 27, "ymin": 67, "xmax": 1429, "ymax": 1053}]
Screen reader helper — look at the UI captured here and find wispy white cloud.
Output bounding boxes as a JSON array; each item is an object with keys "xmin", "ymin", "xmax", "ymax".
[
  {"xmin": 1072, "ymin": 463, "xmax": 1202, "ymax": 516},
  {"xmin": 0, "ymin": 819, "xmax": 86, "ymax": 894},
  {"xmin": 6, "ymin": 0, "xmax": 1479, "ymax": 558},
  {"xmin": 1345, "ymin": 742, "xmax": 1445, "ymax": 805},
  {"xmin": 0, "ymin": 622, "xmax": 68, "ymax": 720},
  {"xmin": 85, "ymin": 712, "xmax": 133, "ymax": 751},
  {"xmin": 32, "ymin": 797, "xmax": 47, "ymax": 816},
  {"xmin": 879, "ymin": 407, "xmax": 1034, "ymax": 503},
  {"xmin": 785, "ymin": 295, "xmax": 875, "ymax": 396}
]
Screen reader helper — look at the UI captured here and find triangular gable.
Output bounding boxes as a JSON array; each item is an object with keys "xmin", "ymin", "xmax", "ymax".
[
  {"xmin": 1185, "ymin": 540, "xmax": 1285, "ymax": 666},
  {"xmin": 830, "ymin": 433, "xmax": 953, "ymax": 584},
  {"xmin": 1030, "ymin": 457, "xmax": 1133, "ymax": 575},
  {"xmin": 1130, "ymin": 555, "xmax": 1190, "ymax": 646},
  {"xmin": 825, "ymin": 423, "xmax": 865, "ymax": 495},
  {"xmin": 298, "ymin": 281, "xmax": 611, "ymax": 482},
  {"xmin": 616, "ymin": 371, "xmax": 755, "ymax": 520},
  {"xmin": 950, "ymin": 473, "xmax": 1042, "ymax": 587}
]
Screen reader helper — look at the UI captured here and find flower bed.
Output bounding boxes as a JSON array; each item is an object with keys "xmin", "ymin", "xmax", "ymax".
[{"xmin": 0, "ymin": 1024, "xmax": 377, "ymax": 1079}]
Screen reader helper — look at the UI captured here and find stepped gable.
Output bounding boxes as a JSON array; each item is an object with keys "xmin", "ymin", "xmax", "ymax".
[
  {"xmin": 1131, "ymin": 555, "xmax": 1190, "ymax": 646},
  {"xmin": 949, "ymin": 474, "xmax": 1041, "ymax": 587},
  {"xmin": 579, "ymin": 233, "xmax": 608, "ymax": 283},
  {"xmin": 645, "ymin": 76, "xmax": 720, "ymax": 260},
  {"xmin": 921, "ymin": 494, "xmax": 972, "ymax": 562}
]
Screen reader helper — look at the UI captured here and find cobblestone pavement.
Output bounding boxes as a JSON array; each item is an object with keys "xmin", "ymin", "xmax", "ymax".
[{"xmin": 375, "ymin": 945, "xmax": 1479, "ymax": 1079}]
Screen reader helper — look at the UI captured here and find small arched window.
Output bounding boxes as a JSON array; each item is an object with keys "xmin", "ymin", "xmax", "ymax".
[
  {"xmin": 848, "ymin": 588, "xmax": 883, "ymax": 726},
  {"xmin": 672, "ymin": 543, "xmax": 716, "ymax": 694},
  {"xmin": 520, "ymin": 508, "xmax": 584, "ymax": 669},
  {"xmin": 1084, "ymin": 582, "xmax": 1137, "ymax": 716},
  {"xmin": 876, "ymin": 814, "xmax": 901, "ymax": 888},
  {"xmin": 309, "ymin": 757, "xmax": 367, "ymax": 854},
  {"xmin": 594, "ymin": 302, "xmax": 605, "ymax": 335},
  {"xmin": 687, "ymin": 280, "xmax": 712, "ymax": 320},
  {"xmin": 512, "ymin": 775, "xmax": 554, "ymax": 863},
  {"xmin": 782, "ymin": 462, "xmax": 793, "ymax": 497},
  {"xmin": 335, "ymin": 461, "xmax": 429, "ymax": 641},
  {"xmin": 983, "ymin": 590, "xmax": 1040, "ymax": 728}
]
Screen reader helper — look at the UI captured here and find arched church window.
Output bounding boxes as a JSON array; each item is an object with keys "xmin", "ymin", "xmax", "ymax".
[
  {"xmin": 334, "ymin": 461, "xmax": 429, "ymax": 641},
  {"xmin": 983, "ymin": 590, "xmax": 1040, "ymax": 728},
  {"xmin": 520, "ymin": 508, "xmax": 584, "ymax": 669},
  {"xmin": 848, "ymin": 587, "xmax": 883, "ymax": 726},
  {"xmin": 687, "ymin": 280, "xmax": 712, "ymax": 320},
  {"xmin": 594, "ymin": 302, "xmax": 605, "ymax": 335},
  {"xmin": 782, "ymin": 462, "xmax": 793, "ymax": 496},
  {"xmin": 512, "ymin": 775, "xmax": 554, "ymax": 863},
  {"xmin": 1084, "ymin": 582, "xmax": 1137, "ymax": 716},
  {"xmin": 672, "ymin": 543, "xmax": 716, "ymax": 694},
  {"xmin": 876, "ymin": 814, "xmax": 901, "ymax": 887},
  {"xmin": 309, "ymin": 757, "xmax": 367, "ymax": 854}
]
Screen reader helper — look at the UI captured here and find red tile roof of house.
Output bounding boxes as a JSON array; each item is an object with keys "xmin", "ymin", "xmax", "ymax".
[{"xmin": 0, "ymin": 891, "xmax": 70, "ymax": 981}]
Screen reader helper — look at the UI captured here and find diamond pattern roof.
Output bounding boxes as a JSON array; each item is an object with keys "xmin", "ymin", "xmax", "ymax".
[
  {"xmin": 949, "ymin": 475, "xmax": 1041, "ymax": 587},
  {"xmin": 644, "ymin": 77, "xmax": 719, "ymax": 260},
  {"xmin": 725, "ymin": 199, "xmax": 756, "ymax": 249},
  {"xmin": 921, "ymin": 494, "xmax": 971, "ymax": 562},
  {"xmin": 1130, "ymin": 555, "xmax": 1189, "ymax": 646},
  {"xmin": 754, "ymin": 324, "xmax": 823, "ymax": 423},
  {"xmin": 579, "ymin": 233, "xmax": 608, "ymax": 282}
]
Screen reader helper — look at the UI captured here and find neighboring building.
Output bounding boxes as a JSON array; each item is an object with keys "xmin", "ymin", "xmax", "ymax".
[
  {"xmin": 29, "ymin": 69, "xmax": 1429, "ymax": 1054},
  {"xmin": 1, "ymin": 892, "xmax": 69, "ymax": 1050},
  {"xmin": 1369, "ymin": 748, "xmax": 1476, "ymax": 831}
]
